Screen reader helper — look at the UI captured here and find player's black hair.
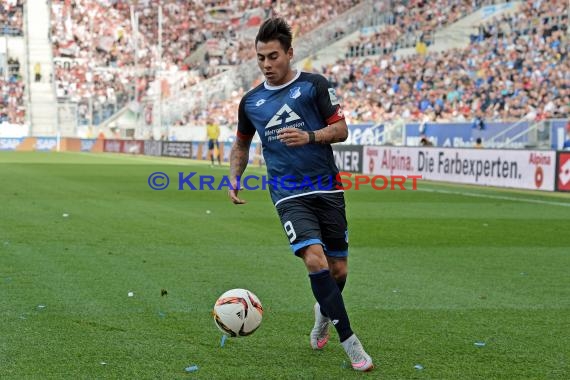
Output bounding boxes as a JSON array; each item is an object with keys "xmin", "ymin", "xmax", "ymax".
[{"xmin": 255, "ymin": 17, "xmax": 292, "ymax": 52}]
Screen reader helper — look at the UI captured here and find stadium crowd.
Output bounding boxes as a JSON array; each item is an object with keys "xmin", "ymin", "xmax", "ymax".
[
  {"xmin": 0, "ymin": 57, "xmax": 25, "ymax": 124},
  {"xmin": 346, "ymin": 0, "xmax": 496, "ymax": 58},
  {"xmin": 1, "ymin": 0, "xmax": 25, "ymax": 124},
  {"xmin": 2, "ymin": 0, "xmax": 568, "ymax": 128},
  {"xmin": 195, "ymin": 0, "xmax": 568, "ymax": 127},
  {"xmin": 342, "ymin": 0, "xmax": 568, "ymax": 123},
  {"xmin": 48, "ymin": 0, "xmax": 361, "ymax": 126},
  {"xmin": 0, "ymin": 0, "xmax": 24, "ymax": 36}
]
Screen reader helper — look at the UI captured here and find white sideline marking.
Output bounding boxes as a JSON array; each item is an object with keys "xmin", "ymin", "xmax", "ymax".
[{"xmin": 419, "ymin": 187, "xmax": 570, "ymax": 208}]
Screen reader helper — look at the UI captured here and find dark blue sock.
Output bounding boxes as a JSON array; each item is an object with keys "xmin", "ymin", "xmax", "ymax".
[
  {"xmin": 337, "ymin": 277, "xmax": 346, "ymax": 293},
  {"xmin": 309, "ymin": 269, "xmax": 353, "ymax": 342},
  {"xmin": 319, "ymin": 277, "xmax": 346, "ymax": 318}
]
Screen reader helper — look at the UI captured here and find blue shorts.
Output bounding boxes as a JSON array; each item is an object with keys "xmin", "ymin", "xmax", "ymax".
[
  {"xmin": 275, "ymin": 192, "xmax": 348, "ymax": 257},
  {"xmin": 208, "ymin": 139, "xmax": 219, "ymax": 150}
]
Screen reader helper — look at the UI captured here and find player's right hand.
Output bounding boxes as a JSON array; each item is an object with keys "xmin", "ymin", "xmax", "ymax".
[{"xmin": 228, "ymin": 187, "xmax": 247, "ymax": 204}]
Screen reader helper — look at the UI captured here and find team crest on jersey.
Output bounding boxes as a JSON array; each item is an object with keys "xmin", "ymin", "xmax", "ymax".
[
  {"xmin": 255, "ymin": 99, "xmax": 266, "ymax": 107},
  {"xmin": 265, "ymin": 104, "xmax": 301, "ymax": 129},
  {"xmin": 289, "ymin": 87, "xmax": 301, "ymax": 99},
  {"xmin": 328, "ymin": 88, "xmax": 339, "ymax": 105}
]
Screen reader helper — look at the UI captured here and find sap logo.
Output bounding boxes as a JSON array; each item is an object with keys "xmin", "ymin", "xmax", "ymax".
[
  {"xmin": 81, "ymin": 140, "xmax": 96, "ymax": 152},
  {"xmin": 265, "ymin": 104, "xmax": 300, "ymax": 129},
  {"xmin": 36, "ymin": 138, "xmax": 57, "ymax": 151},
  {"xmin": 0, "ymin": 138, "xmax": 22, "ymax": 150},
  {"xmin": 289, "ymin": 87, "xmax": 301, "ymax": 99},
  {"xmin": 255, "ymin": 99, "xmax": 266, "ymax": 107}
]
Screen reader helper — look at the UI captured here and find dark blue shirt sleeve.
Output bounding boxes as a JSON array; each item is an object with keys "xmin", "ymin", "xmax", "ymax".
[
  {"xmin": 313, "ymin": 74, "xmax": 345, "ymax": 125},
  {"xmin": 237, "ymin": 96, "xmax": 256, "ymax": 140}
]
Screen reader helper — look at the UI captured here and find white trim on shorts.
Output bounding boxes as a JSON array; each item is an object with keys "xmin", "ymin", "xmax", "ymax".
[{"xmin": 274, "ymin": 190, "xmax": 345, "ymax": 207}]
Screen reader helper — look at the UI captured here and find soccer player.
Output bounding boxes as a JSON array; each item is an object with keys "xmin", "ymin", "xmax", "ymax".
[
  {"xmin": 228, "ymin": 17, "xmax": 373, "ymax": 372},
  {"xmin": 206, "ymin": 117, "xmax": 221, "ymax": 166}
]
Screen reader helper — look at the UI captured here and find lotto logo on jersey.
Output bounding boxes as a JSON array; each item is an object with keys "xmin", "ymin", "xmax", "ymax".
[
  {"xmin": 265, "ymin": 104, "xmax": 301, "ymax": 129},
  {"xmin": 557, "ymin": 153, "xmax": 570, "ymax": 191}
]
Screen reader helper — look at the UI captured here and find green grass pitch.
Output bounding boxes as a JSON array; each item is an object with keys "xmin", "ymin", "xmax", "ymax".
[{"xmin": 1, "ymin": 151, "xmax": 569, "ymax": 379}]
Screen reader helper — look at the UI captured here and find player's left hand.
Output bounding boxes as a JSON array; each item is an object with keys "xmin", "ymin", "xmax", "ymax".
[{"xmin": 278, "ymin": 128, "xmax": 309, "ymax": 147}]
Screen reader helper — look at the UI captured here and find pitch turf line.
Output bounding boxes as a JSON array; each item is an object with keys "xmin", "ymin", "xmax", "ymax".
[
  {"xmin": 70, "ymin": 152, "xmax": 221, "ymax": 166},
  {"xmin": 419, "ymin": 187, "xmax": 570, "ymax": 207}
]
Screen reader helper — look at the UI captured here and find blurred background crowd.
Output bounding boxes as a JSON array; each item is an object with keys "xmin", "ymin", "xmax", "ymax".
[{"xmin": 0, "ymin": 0, "xmax": 568, "ymax": 129}]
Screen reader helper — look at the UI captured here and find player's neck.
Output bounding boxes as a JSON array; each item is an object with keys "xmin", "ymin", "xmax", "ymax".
[
  {"xmin": 281, "ymin": 69, "xmax": 296, "ymax": 84},
  {"xmin": 266, "ymin": 69, "xmax": 297, "ymax": 88}
]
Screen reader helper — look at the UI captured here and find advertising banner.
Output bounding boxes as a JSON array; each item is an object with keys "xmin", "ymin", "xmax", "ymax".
[
  {"xmin": 404, "ymin": 122, "xmax": 530, "ymax": 148},
  {"xmin": 161, "ymin": 141, "xmax": 192, "ymax": 158},
  {"xmin": 103, "ymin": 139, "xmax": 124, "ymax": 153},
  {"xmin": 222, "ymin": 141, "xmax": 232, "ymax": 163},
  {"xmin": 556, "ymin": 152, "xmax": 570, "ymax": 192},
  {"xmin": 191, "ymin": 142, "xmax": 201, "ymax": 159},
  {"xmin": 144, "ymin": 141, "xmax": 162, "ymax": 156},
  {"xmin": 404, "ymin": 123, "xmax": 472, "ymax": 147},
  {"xmin": 332, "ymin": 145, "xmax": 363, "ymax": 173},
  {"xmin": 80, "ymin": 139, "xmax": 97, "ymax": 152},
  {"xmin": 0, "ymin": 138, "xmax": 24, "ymax": 150},
  {"xmin": 122, "ymin": 140, "xmax": 144, "ymax": 154},
  {"xmin": 344, "ymin": 124, "xmax": 385, "ymax": 145},
  {"xmin": 551, "ymin": 119, "xmax": 569, "ymax": 150},
  {"xmin": 201, "ymin": 142, "xmax": 209, "ymax": 160},
  {"xmin": 363, "ymin": 146, "xmax": 556, "ymax": 191},
  {"xmin": 35, "ymin": 138, "xmax": 58, "ymax": 151}
]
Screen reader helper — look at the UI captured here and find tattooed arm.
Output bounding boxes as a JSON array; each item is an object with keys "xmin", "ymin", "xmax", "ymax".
[
  {"xmin": 277, "ymin": 119, "xmax": 348, "ymax": 147},
  {"xmin": 314, "ymin": 119, "xmax": 348, "ymax": 144},
  {"xmin": 229, "ymin": 137, "xmax": 252, "ymax": 204}
]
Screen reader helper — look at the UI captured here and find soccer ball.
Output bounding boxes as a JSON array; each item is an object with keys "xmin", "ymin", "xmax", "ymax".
[{"xmin": 213, "ymin": 288, "xmax": 263, "ymax": 337}]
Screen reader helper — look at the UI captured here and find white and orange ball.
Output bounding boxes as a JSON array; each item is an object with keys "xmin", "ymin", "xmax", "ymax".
[{"xmin": 213, "ymin": 288, "xmax": 263, "ymax": 337}]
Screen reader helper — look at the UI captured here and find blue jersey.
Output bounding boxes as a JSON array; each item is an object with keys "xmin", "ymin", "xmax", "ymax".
[{"xmin": 237, "ymin": 71, "xmax": 345, "ymax": 205}]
